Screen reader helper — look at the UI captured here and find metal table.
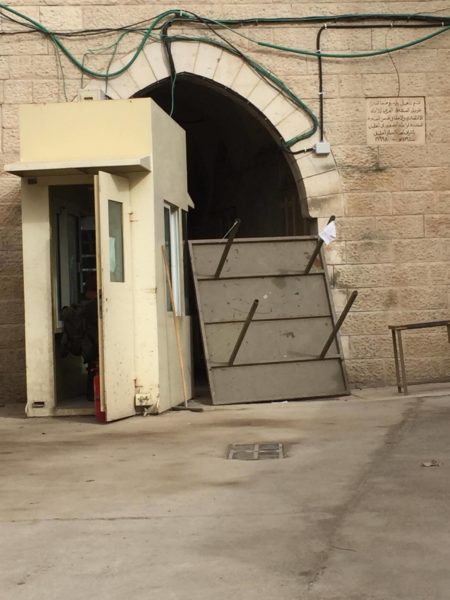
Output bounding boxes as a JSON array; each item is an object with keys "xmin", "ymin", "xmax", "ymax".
[{"xmin": 389, "ymin": 320, "xmax": 450, "ymax": 395}]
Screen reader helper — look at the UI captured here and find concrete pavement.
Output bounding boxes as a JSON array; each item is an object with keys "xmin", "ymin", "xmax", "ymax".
[{"xmin": 1, "ymin": 386, "xmax": 450, "ymax": 599}]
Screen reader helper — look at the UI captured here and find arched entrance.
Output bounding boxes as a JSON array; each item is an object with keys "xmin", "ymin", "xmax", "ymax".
[
  {"xmin": 80, "ymin": 41, "xmax": 345, "ymax": 398},
  {"xmin": 135, "ymin": 74, "xmax": 309, "ymax": 239},
  {"xmin": 81, "ymin": 40, "xmax": 342, "ymax": 221},
  {"xmin": 135, "ymin": 75, "xmax": 312, "ymax": 390}
]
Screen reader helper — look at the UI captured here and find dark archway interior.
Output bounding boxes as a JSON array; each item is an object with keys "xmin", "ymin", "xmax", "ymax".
[
  {"xmin": 136, "ymin": 74, "xmax": 308, "ymax": 239},
  {"xmin": 135, "ymin": 75, "xmax": 309, "ymax": 391}
]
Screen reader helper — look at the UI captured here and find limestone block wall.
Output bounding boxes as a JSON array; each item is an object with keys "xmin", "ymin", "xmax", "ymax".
[{"xmin": 1, "ymin": 1, "xmax": 450, "ymax": 402}]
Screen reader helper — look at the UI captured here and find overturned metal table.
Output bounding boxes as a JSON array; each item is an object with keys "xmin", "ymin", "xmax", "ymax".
[{"xmin": 389, "ymin": 320, "xmax": 450, "ymax": 395}]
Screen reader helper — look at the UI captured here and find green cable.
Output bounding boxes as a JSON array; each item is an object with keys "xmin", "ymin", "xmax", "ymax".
[
  {"xmin": 2, "ymin": 4, "xmax": 450, "ymax": 70},
  {"xmin": 169, "ymin": 34, "xmax": 318, "ymax": 146},
  {"xmin": 168, "ymin": 11, "xmax": 450, "ymax": 60},
  {"xmin": 104, "ymin": 31, "xmax": 129, "ymax": 95},
  {"xmin": 173, "ymin": 13, "xmax": 450, "ymax": 60},
  {"xmin": 257, "ymin": 25, "xmax": 450, "ymax": 58},
  {"xmin": 0, "ymin": 4, "xmax": 183, "ymax": 78},
  {"xmin": 2, "ymin": 3, "xmax": 450, "ymax": 145},
  {"xmin": 81, "ymin": 33, "xmax": 131, "ymax": 86}
]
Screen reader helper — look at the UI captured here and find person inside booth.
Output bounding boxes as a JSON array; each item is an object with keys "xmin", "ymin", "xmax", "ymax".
[{"xmin": 60, "ymin": 273, "xmax": 99, "ymax": 401}]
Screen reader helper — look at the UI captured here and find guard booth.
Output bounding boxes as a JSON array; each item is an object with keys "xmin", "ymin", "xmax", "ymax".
[{"xmin": 7, "ymin": 99, "xmax": 193, "ymax": 421}]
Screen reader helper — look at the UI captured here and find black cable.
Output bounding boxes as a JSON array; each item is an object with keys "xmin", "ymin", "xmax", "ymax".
[
  {"xmin": 0, "ymin": 8, "xmax": 167, "ymax": 39},
  {"xmin": 1, "ymin": 7, "xmax": 448, "ymax": 151},
  {"xmin": 161, "ymin": 13, "xmax": 444, "ymax": 149},
  {"xmin": 315, "ymin": 23, "xmax": 436, "ymax": 144},
  {"xmin": 161, "ymin": 19, "xmax": 176, "ymax": 78},
  {"xmin": 1, "ymin": 9, "xmax": 449, "ymax": 39},
  {"xmin": 200, "ymin": 14, "xmax": 450, "ymax": 26},
  {"xmin": 282, "ymin": 146, "xmax": 315, "ymax": 156},
  {"xmin": 317, "ymin": 27, "xmax": 326, "ymax": 142},
  {"xmin": 0, "ymin": 10, "xmax": 36, "ymax": 31},
  {"xmin": 169, "ymin": 33, "xmax": 316, "ymax": 156},
  {"xmin": 169, "ymin": 13, "xmax": 321, "ymax": 154}
]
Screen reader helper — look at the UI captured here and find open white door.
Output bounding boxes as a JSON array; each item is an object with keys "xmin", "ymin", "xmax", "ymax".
[{"xmin": 95, "ymin": 171, "xmax": 136, "ymax": 421}]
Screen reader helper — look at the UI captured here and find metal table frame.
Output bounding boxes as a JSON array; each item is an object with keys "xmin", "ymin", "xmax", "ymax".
[{"xmin": 389, "ymin": 320, "xmax": 450, "ymax": 395}]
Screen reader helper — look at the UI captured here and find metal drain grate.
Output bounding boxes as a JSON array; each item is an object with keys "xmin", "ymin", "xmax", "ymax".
[{"xmin": 227, "ymin": 442, "xmax": 285, "ymax": 460}]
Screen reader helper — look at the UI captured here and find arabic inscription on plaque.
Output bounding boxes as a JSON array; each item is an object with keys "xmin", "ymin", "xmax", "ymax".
[{"xmin": 367, "ymin": 97, "xmax": 425, "ymax": 145}]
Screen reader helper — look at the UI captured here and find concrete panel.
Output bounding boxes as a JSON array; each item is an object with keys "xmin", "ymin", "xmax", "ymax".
[
  {"xmin": 190, "ymin": 237, "xmax": 349, "ymax": 405},
  {"xmin": 198, "ymin": 274, "xmax": 330, "ymax": 323},
  {"xmin": 211, "ymin": 359, "xmax": 347, "ymax": 404},
  {"xmin": 205, "ymin": 317, "xmax": 338, "ymax": 364},
  {"xmin": 191, "ymin": 238, "xmax": 321, "ymax": 279}
]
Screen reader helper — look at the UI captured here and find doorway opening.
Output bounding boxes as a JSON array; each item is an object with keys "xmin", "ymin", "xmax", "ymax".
[
  {"xmin": 49, "ymin": 184, "xmax": 98, "ymax": 413},
  {"xmin": 138, "ymin": 74, "xmax": 308, "ymax": 239},
  {"xmin": 136, "ymin": 75, "xmax": 311, "ymax": 399}
]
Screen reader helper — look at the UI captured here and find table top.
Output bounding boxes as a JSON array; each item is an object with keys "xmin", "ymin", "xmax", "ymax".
[{"xmin": 389, "ymin": 320, "xmax": 450, "ymax": 331}]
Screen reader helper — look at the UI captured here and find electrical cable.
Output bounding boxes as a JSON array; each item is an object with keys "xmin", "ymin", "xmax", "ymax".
[
  {"xmin": 53, "ymin": 44, "xmax": 68, "ymax": 102},
  {"xmin": 166, "ymin": 15, "xmax": 319, "ymax": 146},
  {"xmin": 197, "ymin": 13, "xmax": 450, "ymax": 26},
  {"xmin": 168, "ymin": 32, "xmax": 319, "ymax": 148},
  {"xmin": 104, "ymin": 30, "xmax": 128, "ymax": 96},
  {"xmin": 160, "ymin": 18, "xmax": 178, "ymax": 116},
  {"xmin": 1, "ymin": 4, "xmax": 450, "ymax": 149},
  {"xmin": 166, "ymin": 16, "xmax": 449, "ymax": 148},
  {"xmin": 315, "ymin": 23, "xmax": 434, "ymax": 142},
  {"xmin": 0, "ymin": 4, "xmax": 183, "ymax": 78},
  {"xmin": 1, "ymin": 4, "xmax": 450, "ymax": 74},
  {"xmin": 259, "ymin": 24, "xmax": 450, "ymax": 58},
  {"xmin": 384, "ymin": 28, "xmax": 401, "ymax": 97},
  {"xmin": 158, "ymin": 12, "xmax": 450, "ymax": 28}
]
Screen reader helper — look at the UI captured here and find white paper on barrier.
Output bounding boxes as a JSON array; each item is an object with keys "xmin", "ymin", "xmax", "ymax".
[{"xmin": 319, "ymin": 221, "xmax": 336, "ymax": 245}]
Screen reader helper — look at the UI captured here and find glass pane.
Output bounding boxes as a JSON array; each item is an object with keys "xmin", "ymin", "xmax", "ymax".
[
  {"xmin": 164, "ymin": 206, "xmax": 172, "ymax": 310},
  {"xmin": 67, "ymin": 214, "xmax": 80, "ymax": 304},
  {"xmin": 169, "ymin": 208, "xmax": 182, "ymax": 315},
  {"xmin": 182, "ymin": 211, "xmax": 191, "ymax": 315},
  {"xmin": 108, "ymin": 200, "xmax": 124, "ymax": 282}
]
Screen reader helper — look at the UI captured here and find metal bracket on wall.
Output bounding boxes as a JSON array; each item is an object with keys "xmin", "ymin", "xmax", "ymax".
[{"xmin": 304, "ymin": 215, "xmax": 336, "ymax": 275}]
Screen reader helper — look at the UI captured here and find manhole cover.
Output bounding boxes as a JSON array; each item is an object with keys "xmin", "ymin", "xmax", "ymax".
[{"xmin": 227, "ymin": 443, "xmax": 285, "ymax": 460}]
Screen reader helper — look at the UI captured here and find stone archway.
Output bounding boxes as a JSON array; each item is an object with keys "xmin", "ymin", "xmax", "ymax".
[{"xmin": 81, "ymin": 40, "xmax": 342, "ymax": 224}]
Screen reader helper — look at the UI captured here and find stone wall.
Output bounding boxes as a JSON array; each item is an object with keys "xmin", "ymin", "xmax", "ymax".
[{"xmin": 1, "ymin": 1, "xmax": 450, "ymax": 401}]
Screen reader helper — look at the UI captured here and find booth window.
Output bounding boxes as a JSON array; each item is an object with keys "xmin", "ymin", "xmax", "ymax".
[
  {"xmin": 164, "ymin": 203, "xmax": 182, "ymax": 314},
  {"xmin": 108, "ymin": 200, "xmax": 125, "ymax": 282},
  {"xmin": 56, "ymin": 210, "xmax": 80, "ymax": 311},
  {"xmin": 182, "ymin": 211, "xmax": 191, "ymax": 316}
]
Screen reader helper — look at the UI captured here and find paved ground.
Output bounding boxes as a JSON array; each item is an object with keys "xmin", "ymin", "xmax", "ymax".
[{"xmin": 1, "ymin": 386, "xmax": 450, "ymax": 600}]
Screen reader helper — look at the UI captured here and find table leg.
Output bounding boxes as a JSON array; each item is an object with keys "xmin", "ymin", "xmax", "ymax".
[
  {"xmin": 391, "ymin": 329, "xmax": 402, "ymax": 393},
  {"xmin": 396, "ymin": 330, "xmax": 408, "ymax": 395}
]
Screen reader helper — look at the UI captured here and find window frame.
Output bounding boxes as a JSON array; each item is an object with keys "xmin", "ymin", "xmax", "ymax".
[{"xmin": 163, "ymin": 202, "xmax": 183, "ymax": 315}]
